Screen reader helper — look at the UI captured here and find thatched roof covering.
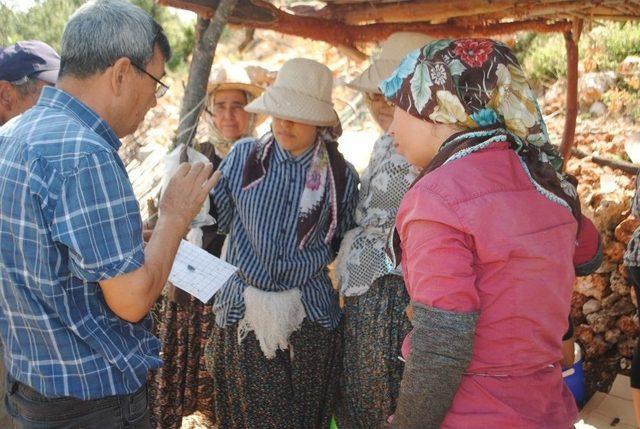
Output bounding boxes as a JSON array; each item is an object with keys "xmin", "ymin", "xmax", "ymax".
[{"xmin": 159, "ymin": 0, "xmax": 640, "ymax": 47}]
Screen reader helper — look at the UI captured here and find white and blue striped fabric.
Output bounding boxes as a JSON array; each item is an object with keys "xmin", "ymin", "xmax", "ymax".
[
  {"xmin": 0, "ymin": 87, "xmax": 159, "ymax": 400},
  {"xmin": 212, "ymin": 137, "xmax": 359, "ymax": 329}
]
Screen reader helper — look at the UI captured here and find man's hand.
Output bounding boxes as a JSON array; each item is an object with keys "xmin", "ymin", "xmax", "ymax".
[
  {"xmin": 99, "ymin": 164, "xmax": 220, "ymax": 323},
  {"xmin": 159, "ymin": 163, "xmax": 220, "ymax": 230}
]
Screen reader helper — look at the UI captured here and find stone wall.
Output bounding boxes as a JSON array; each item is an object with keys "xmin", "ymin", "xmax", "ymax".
[{"xmin": 567, "ymin": 140, "xmax": 640, "ymax": 397}]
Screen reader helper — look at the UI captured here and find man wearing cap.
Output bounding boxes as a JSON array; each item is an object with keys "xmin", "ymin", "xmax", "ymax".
[
  {"xmin": 0, "ymin": 39, "xmax": 60, "ymax": 428},
  {"xmin": 0, "ymin": 40, "xmax": 60, "ymax": 126},
  {"xmin": 0, "ymin": 1, "xmax": 217, "ymax": 427}
]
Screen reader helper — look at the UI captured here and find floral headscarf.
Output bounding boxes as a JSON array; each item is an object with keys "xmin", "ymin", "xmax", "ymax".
[
  {"xmin": 381, "ymin": 39, "xmax": 583, "ymax": 268},
  {"xmin": 380, "ymin": 38, "xmax": 563, "ymax": 171}
]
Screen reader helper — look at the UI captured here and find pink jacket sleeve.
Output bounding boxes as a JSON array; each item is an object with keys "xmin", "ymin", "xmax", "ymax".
[{"xmin": 398, "ymin": 188, "xmax": 480, "ymax": 313}]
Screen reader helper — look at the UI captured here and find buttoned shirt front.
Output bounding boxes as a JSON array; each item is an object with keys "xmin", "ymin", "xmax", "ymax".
[{"xmin": 212, "ymin": 138, "xmax": 359, "ymax": 329}]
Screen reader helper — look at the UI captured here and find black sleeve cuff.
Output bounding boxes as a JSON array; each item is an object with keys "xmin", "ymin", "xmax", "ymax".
[{"xmin": 575, "ymin": 239, "xmax": 603, "ymax": 277}]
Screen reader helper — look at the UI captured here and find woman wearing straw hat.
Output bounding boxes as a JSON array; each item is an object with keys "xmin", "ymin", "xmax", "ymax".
[
  {"xmin": 203, "ymin": 58, "xmax": 359, "ymax": 429},
  {"xmin": 149, "ymin": 63, "xmax": 263, "ymax": 429},
  {"xmin": 379, "ymin": 39, "xmax": 600, "ymax": 428},
  {"xmin": 332, "ymin": 32, "xmax": 432, "ymax": 429}
]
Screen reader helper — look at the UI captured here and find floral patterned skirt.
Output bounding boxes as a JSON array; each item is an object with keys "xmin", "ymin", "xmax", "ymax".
[
  {"xmin": 204, "ymin": 320, "xmax": 342, "ymax": 429},
  {"xmin": 336, "ymin": 275, "xmax": 411, "ymax": 429},
  {"xmin": 148, "ymin": 296, "xmax": 216, "ymax": 429}
]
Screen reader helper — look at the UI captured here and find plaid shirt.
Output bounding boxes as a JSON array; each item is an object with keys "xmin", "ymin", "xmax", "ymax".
[{"xmin": 0, "ymin": 87, "xmax": 159, "ymax": 400}]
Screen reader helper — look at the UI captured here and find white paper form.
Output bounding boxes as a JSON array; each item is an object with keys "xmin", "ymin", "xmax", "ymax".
[{"xmin": 168, "ymin": 240, "xmax": 238, "ymax": 303}]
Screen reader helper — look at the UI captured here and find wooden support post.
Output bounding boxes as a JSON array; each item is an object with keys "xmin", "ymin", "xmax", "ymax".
[
  {"xmin": 560, "ymin": 19, "xmax": 582, "ymax": 170},
  {"xmin": 174, "ymin": 0, "xmax": 239, "ymax": 150}
]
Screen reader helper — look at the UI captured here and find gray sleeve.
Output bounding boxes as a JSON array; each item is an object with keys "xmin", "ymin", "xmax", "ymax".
[
  {"xmin": 391, "ymin": 304, "xmax": 478, "ymax": 429},
  {"xmin": 575, "ymin": 238, "xmax": 603, "ymax": 276}
]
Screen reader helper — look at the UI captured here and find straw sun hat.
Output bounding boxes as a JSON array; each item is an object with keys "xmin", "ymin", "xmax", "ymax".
[
  {"xmin": 207, "ymin": 62, "xmax": 264, "ymax": 100},
  {"xmin": 245, "ymin": 58, "xmax": 339, "ymax": 127},
  {"xmin": 348, "ymin": 32, "xmax": 433, "ymax": 94}
]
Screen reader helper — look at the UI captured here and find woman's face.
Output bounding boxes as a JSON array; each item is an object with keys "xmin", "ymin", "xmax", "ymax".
[
  {"xmin": 212, "ymin": 89, "xmax": 250, "ymax": 140},
  {"xmin": 388, "ymin": 107, "xmax": 458, "ymax": 169},
  {"xmin": 272, "ymin": 117, "xmax": 318, "ymax": 157},
  {"xmin": 368, "ymin": 93, "xmax": 394, "ymax": 132}
]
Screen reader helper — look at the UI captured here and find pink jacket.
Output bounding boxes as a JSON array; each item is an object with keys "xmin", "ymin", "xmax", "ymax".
[{"xmin": 397, "ymin": 142, "xmax": 593, "ymax": 428}]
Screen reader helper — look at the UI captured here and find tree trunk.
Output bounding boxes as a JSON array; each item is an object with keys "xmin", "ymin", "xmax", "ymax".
[{"xmin": 173, "ymin": 0, "xmax": 239, "ymax": 150}]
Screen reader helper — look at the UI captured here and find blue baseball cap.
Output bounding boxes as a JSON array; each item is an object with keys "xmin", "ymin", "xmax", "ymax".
[{"xmin": 0, "ymin": 40, "xmax": 60, "ymax": 85}]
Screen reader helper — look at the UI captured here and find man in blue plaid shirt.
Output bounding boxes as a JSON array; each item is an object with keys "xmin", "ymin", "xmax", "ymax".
[{"xmin": 0, "ymin": 1, "xmax": 218, "ymax": 427}]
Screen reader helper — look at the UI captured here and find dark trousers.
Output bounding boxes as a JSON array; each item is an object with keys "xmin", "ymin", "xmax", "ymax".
[
  {"xmin": 628, "ymin": 265, "xmax": 640, "ymax": 389},
  {"xmin": 4, "ymin": 375, "xmax": 151, "ymax": 429},
  {"xmin": 0, "ymin": 343, "xmax": 10, "ymax": 428}
]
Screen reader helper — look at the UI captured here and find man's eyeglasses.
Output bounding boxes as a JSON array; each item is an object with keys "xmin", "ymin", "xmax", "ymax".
[{"xmin": 131, "ymin": 62, "xmax": 169, "ymax": 98}]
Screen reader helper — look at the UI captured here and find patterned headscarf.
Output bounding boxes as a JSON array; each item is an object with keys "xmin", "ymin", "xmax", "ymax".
[
  {"xmin": 381, "ymin": 39, "xmax": 582, "ymax": 267},
  {"xmin": 380, "ymin": 38, "xmax": 564, "ymax": 171}
]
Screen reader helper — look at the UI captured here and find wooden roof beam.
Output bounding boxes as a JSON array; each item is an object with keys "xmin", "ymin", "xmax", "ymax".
[
  {"xmin": 324, "ymin": 0, "xmax": 630, "ymax": 27},
  {"xmin": 240, "ymin": 14, "xmax": 572, "ymax": 45},
  {"xmin": 159, "ymin": 0, "xmax": 218, "ymax": 17},
  {"xmin": 453, "ymin": 0, "xmax": 628, "ymax": 25},
  {"xmin": 324, "ymin": 0, "xmax": 521, "ymax": 25},
  {"xmin": 160, "ymin": 0, "xmax": 573, "ymax": 45}
]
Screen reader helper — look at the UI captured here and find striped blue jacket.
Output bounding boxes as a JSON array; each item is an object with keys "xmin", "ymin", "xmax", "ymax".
[{"xmin": 212, "ymin": 137, "xmax": 359, "ymax": 329}]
